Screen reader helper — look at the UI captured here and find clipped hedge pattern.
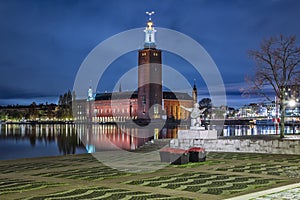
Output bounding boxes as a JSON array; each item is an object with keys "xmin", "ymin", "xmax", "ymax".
[
  {"xmin": 126, "ymin": 172, "xmax": 280, "ymax": 195},
  {"xmin": 33, "ymin": 166, "xmax": 128, "ymax": 180},
  {"xmin": 216, "ymin": 162, "xmax": 300, "ymax": 178},
  {"xmin": 23, "ymin": 186, "xmax": 192, "ymax": 200},
  {"xmin": 0, "ymin": 178, "xmax": 64, "ymax": 195}
]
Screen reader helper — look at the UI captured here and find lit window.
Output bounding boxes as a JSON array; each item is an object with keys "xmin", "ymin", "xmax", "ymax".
[{"xmin": 154, "ymin": 105, "xmax": 158, "ymax": 114}]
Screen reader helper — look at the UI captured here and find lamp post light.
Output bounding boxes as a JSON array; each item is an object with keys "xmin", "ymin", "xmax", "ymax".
[
  {"xmin": 289, "ymin": 99, "xmax": 296, "ymax": 107},
  {"xmin": 274, "ymin": 96, "xmax": 279, "ymax": 135},
  {"xmin": 288, "ymin": 99, "xmax": 299, "ymax": 134}
]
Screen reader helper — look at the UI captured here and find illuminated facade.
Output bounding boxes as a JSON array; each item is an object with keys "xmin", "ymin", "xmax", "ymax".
[
  {"xmin": 75, "ymin": 13, "xmax": 195, "ymax": 123},
  {"xmin": 88, "ymin": 91, "xmax": 193, "ymax": 123}
]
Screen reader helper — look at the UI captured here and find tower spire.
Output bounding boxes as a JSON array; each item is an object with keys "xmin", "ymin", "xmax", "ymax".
[
  {"xmin": 119, "ymin": 83, "xmax": 122, "ymax": 92},
  {"xmin": 193, "ymin": 79, "xmax": 198, "ymax": 104},
  {"xmin": 87, "ymin": 80, "xmax": 94, "ymax": 101},
  {"xmin": 144, "ymin": 11, "xmax": 156, "ymax": 48}
]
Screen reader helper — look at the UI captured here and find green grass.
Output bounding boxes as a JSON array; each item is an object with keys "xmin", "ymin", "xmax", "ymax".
[
  {"xmin": 23, "ymin": 186, "xmax": 192, "ymax": 200},
  {"xmin": 0, "ymin": 178, "xmax": 66, "ymax": 195},
  {"xmin": 126, "ymin": 171, "xmax": 280, "ymax": 196}
]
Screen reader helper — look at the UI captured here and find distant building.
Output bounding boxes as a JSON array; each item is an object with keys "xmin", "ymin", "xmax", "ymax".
[
  {"xmin": 74, "ymin": 13, "xmax": 195, "ymax": 123},
  {"xmin": 237, "ymin": 85, "xmax": 300, "ymax": 119},
  {"xmin": 88, "ymin": 91, "xmax": 193, "ymax": 123}
]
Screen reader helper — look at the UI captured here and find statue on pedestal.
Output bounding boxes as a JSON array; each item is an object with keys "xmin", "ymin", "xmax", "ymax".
[{"xmin": 180, "ymin": 103, "xmax": 206, "ymax": 129}]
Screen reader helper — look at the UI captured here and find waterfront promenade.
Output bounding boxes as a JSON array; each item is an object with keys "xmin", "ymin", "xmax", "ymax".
[{"xmin": 1, "ymin": 149, "xmax": 300, "ymax": 199}]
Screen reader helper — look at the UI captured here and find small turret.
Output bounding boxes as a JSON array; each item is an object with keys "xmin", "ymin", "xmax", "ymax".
[
  {"xmin": 118, "ymin": 83, "xmax": 122, "ymax": 92},
  {"xmin": 192, "ymin": 79, "xmax": 198, "ymax": 104},
  {"xmin": 87, "ymin": 86, "xmax": 94, "ymax": 101}
]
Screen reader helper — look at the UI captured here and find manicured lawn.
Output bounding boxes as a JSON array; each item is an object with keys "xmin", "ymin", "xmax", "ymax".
[{"xmin": 0, "ymin": 152, "xmax": 299, "ymax": 199}]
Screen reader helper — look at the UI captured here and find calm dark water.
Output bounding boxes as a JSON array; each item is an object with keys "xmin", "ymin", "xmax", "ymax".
[
  {"xmin": 0, "ymin": 123, "xmax": 178, "ymax": 160},
  {"xmin": 0, "ymin": 124, "xmax": 87, "ymax": 160},
  {"xmin": 0, "ymin": 123, "xmax": 299, "ymax": 160}
]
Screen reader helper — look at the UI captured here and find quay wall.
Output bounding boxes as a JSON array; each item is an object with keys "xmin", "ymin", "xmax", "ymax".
[{"xmin": 170, "ymin": 138, "xmax": 300, "ymax": 155}]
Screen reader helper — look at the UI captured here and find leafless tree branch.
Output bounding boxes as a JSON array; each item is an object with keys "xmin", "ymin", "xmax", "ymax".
[{"xmin": 242, "ymin": 34, "xmax": 300, "ymax": 138}]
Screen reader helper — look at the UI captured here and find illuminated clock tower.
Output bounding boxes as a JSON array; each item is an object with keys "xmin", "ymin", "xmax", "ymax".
[{"xmin": 138, "ymin": 11, "xmax": 162, "ymax": 119}]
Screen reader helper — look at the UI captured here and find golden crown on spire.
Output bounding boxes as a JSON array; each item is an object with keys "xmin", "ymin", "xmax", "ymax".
[{"xmin": 146, "ymin": 11, "xmax": 155, "ymax": 20}]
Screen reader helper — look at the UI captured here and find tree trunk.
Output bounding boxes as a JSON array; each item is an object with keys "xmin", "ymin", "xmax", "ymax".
[{"xmin": 279, "ymin": 101, "xmax": 286, "ymax": 138}]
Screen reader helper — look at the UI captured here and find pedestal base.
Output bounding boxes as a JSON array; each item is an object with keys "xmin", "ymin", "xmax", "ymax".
[
  {"xmin": 190, "ymin": 126, "xmax": 205, "ymax": 130},
  {"xmin": 178, "ymin": 129, "xmax": 217, "ymax": 140}
]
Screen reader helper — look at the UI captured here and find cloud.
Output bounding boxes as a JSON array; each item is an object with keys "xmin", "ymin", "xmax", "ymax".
[{"xmin": 0, "ymin": 0, "xmax": 300, "ymax": 106}]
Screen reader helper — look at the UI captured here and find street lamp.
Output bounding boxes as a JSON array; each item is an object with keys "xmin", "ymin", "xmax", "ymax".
[{"xmin": 289, "ymin": 99, "xmax": 296, "ymax": 107}]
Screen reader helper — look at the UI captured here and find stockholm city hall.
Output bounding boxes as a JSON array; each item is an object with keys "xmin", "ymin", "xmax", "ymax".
[{"xmin": 79, "ymin": 13, "xmax": 197, "ymax": 123}]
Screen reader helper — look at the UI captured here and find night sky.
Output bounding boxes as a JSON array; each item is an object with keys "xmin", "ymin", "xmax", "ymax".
[{"xmin": 0, "ymin": 0, "xmax": 300, "ymax": 107}]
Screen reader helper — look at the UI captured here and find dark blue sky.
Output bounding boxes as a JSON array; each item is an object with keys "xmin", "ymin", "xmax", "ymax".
[{"xmin": 0, "ymin": 0, "xmax": 300, "ymax": 107}]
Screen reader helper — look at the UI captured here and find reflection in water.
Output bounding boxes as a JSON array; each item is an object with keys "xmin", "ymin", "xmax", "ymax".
[
  {"xmin": 0, "ymin": 123, "xmax": 180, "ymax": 158},
  {"xmin": 1, "ymin": 123, "xmax": 298, "ymax": 160},
  {"xmin": 76, "ymin": 124, "xmax": 180, "ymax": 153},
  {"xmin": 0, "ymin": 124, "xmax": 85, "ymax": 156},
  {"xmin": 223, "ymin": 125, "xmax": 300, "ymax": 136}
]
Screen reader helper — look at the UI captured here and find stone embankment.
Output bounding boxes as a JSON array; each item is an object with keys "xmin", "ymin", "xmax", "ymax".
[{"xmin": 170, "ymin": 135, "xmax": 300, "ymax": 155}]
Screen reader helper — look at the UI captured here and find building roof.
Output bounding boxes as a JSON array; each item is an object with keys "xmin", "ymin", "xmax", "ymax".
[
  {"xmin": 95, "ymin": 91, "xmax": 138, "ymax": 101},
  {"xmin": 94, "ymin": 91, "xmax": 192, "ymax": 101},
  {"xmin": 163, "ymin": 91, "xmax": 193, "ymax": 100}
]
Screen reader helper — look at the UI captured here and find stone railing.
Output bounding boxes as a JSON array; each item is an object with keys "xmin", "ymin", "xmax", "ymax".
[{"xmin": 170, "ymin": 137, "xmax": 300, "ymax": 155}]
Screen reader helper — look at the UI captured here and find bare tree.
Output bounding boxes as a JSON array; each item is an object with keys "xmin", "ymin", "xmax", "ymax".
[{"xmin": 245, "ymin": 35, "xmax": 300, "ymax": 138}]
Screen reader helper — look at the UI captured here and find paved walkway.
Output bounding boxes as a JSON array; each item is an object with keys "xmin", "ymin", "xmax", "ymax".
[{"xmin": 227, "ymin": 182, "xmax": 300, "ymax": 200}]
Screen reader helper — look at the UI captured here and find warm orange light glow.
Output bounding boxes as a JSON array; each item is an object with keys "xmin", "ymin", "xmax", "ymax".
[{"xmin": 147, "ymin": 21, "xmax": 153, "ymax": 29}]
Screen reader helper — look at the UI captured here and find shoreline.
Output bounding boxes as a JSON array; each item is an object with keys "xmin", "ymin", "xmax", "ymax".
[{"xmin": 1, "ymin": 119, "xmax": 299, "ymax": 126}]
